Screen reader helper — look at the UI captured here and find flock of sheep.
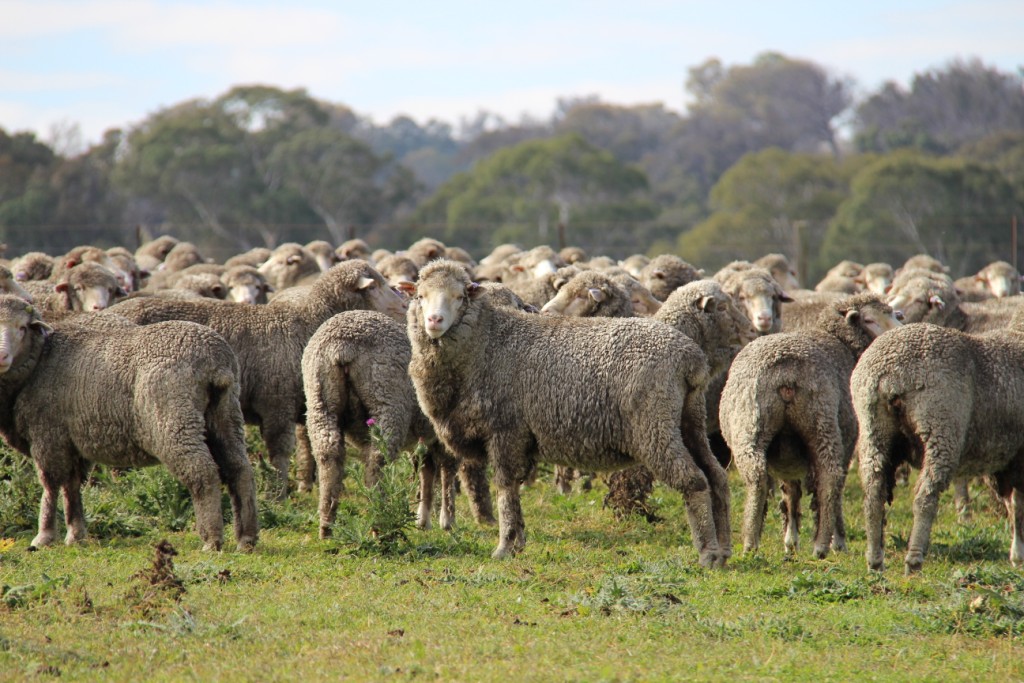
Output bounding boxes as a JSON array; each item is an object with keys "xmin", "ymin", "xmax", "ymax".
[{"xmin": 1, "ymin": 234, "xmax": 1022, "ymax": 575}]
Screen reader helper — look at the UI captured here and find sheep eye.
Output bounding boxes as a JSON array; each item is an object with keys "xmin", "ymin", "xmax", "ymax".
[{"xmin": 895, "ymin": 311, "xmax": 905, "ymax": 321}]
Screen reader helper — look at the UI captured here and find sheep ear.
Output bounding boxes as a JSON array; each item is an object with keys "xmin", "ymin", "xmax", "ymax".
[
  {"xmin": 286, "ymin": 255, "xmax": 302, "ymax": 266},
  {"xmin": 844, "ymin": 309, "xmax": 861, "ymax": 324},
  {"xmin": 467, "ymin": 282, "xmax": 484, "ymax": 299},
  {"xmin": 30, "ymin": 319, "xmax": 53, "ymax": 337},
  {"xmin": 779, "ymin": 291, "xmax": 795, "ymax": 303},
  {"xmin": 395, "ymin": 280, "xmax": 417, "ymax": 296},
  {"xmin": 510, "ymin": 265, "xmax": 526, "ymax": 273},
  {"xmin": 587, "ymin": 288, "xmax": 606, "ymax": 303},
  {"xmin": 928, "ymin": 295, "xmax": 946, "ymax": 311},
  {"xmin": 651, "ymin": 269, "xmax": 666, "ymax": 280},
  {"xmin": 262, "ymin": 283, "xmax": 275, "ymax": 293},
  {"xmin": 699, "ymin": 295, "xmax": 717, "ymax": 312},
  {"xmin": 115, "ymin": 286, "xmax": 128, "ymax": 298},
  {"xmin": 356, "ymin": 276, "xmax": 376, "ymax": 290},
  {"xmin": 54, "ymin": 282, "xmax": 69, "ymax": 294},
  {"xmin": 211, "ymin": 285, "xmax": 224, "ymax": 298},
  {"xmin": 553, "ymin": 278, "xmax": 568, "ymax": 290},
  {"xmin": 65, "ymin": 258, "xmax": 79, "ymax": 268}
]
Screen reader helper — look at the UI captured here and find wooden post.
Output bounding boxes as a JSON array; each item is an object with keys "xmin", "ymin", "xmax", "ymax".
[
  {"xmin": 557, "ymin": 222, "xmax": 566, "ymax": 250},
  {"xmin": 1013, "ymin": 215, "xmax": 1019, "ymax": 271}
]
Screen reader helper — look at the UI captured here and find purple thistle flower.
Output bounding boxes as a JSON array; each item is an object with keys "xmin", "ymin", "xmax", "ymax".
[{"xmin": 366, "ymin": 418, "xmax": 376, "ymax": 427}]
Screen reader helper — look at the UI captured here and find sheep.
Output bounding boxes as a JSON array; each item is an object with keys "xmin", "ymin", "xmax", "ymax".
[
  {"xmin": 375, "ymin": 254, "xmax": 420, "ymax": 288},
  {"xmin": 900, "ymin": 254, "xmax": 948, "ymax": 274},
  {"xmin": 337, "ymin": 238, "xmax": 372, "ymax": 262},
  {"xmin": 49, "ymin": 246, "xmax": 120, "ymax": 284},
  {"xmin": 302, "ymin": 310, "xmax": 493, "ymax": 538},
  {"xmin": 539, "ymin": 270, "xmax": 632, "ymax": 318},
  {"xmin": 221, "ymin": 265, "xmax": 272, "ymax": 304},
  {"xmin": 478, "ymin": 243, "xmax": 523, "ymax": 266},
  {"xmin": 859, "ymin": 263, "xmax": 894, "ymax": 296},
  {"xmin": 223, "ymin": 247, "xmax": 272, "ymax": 269},
  {"xmin": 27, "ymin": 263, "xmax": 126, "ymax": 321},
  {"xmin": 505, "ymin": 265, "xmax": 581, "ymax": 310},
  {"xmin": 814, "ymin": 262, "xmax": 864, "ymax": 294},
  {"xmin": 852, "ymin": 315, "xmax": 1024, "ymax": 573},
  {"xmin": 106, "ymin": 259, "xmax": 408, "ymax": 496},
  {"xmin": 11, "ymin": 252, "xmax": 54, "ymax": 282},
  {"xmin": 445, "ymin": 246, "xmax": 477, "ymax": 269},
  {"xmin": 618, "ymin": 254, "xmax": 650, "ymax": 278},
  {"xmin": 0, "ymin": 295, "xmax": 258, "ymax": 551},
  {"xmin": 754, "ymin": 253, "xmax": 802, "ymax": 291},
  {"xmin": 369, "ymin": 248, "xmax": 393, "ymax": 264},
  {"xmin": 405, "ymin": 237, "xmax": 449, "ymax": 269},
  {"xmin": 721, "ymin": 294, "xmax": 902, "ymax": 558},
  {"xmin": 603, "ymin": 268, "xmax": 662, "ymax": 316},
  {"xmin": 134, "ymin": 234, "xmax": 179, "ymax": 272},
  {"xmin": 306, "ymin": 240, "xmax": 341, "ymax": 272},
  {"xmin": 501, "ymin": 246, "xmax": 567, "ymax": 284},
  {"xmin": 639, "ymin": 255, "xmax": 703, "ymax": 302},
  {"xmin": 257, "ymin": 242, "xmax": 321, "ymax": 290},
  {"xmin": 714, "ymin": 265, "xmax": 792, "ymax": 335},
  {"xmin": 954, "ymin": 261, "xmax": 1022, "ymax": 301},
  {"xmin": 157, "ymin": 241, "xmax": 205, "ymax": 273},
  {"xmin": 0, "ymin": 265, "xmax": 36, "ymax": 302},
  {"xmin": 887, "ymin": 271, "xmax": 1022, "ymax": 334},
  {"xmin": 407, "ymin": 260, "xmax": 732, "ymax": 566},
  {"xmin": 105, "ymin": 246, "xmax": 146, "ymax": 292},
  {"xmin": 559, "ymin": 246, "xmax": 588, "ymax": 265},
  {"xmin": 172, "ymin": 273, "xmax": 227, "ymax": 299},
  {"xmin": 780, "ymin": 291, "xmax": 847, "ymax": 332}
]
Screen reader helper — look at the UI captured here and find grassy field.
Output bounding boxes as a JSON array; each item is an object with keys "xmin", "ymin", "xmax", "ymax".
[{"xmin": 2, "ymin": 438, "xmax": 1023, "ymax": 682}]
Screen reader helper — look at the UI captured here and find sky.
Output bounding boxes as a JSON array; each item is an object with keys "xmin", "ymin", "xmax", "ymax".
[{"xmin": 2, "ymin": 0, "xmax": 1021, "ymax": 151}]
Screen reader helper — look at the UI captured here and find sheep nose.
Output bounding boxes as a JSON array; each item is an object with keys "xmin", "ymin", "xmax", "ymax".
[{"xmin": 427, "ymin": 314, "xmax": 444, "ymax": 325}]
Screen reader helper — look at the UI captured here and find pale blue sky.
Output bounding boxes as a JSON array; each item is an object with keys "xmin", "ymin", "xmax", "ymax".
[{"xmin": 2, "ymin": 0, "xmax": 1021, "ymax": 150}]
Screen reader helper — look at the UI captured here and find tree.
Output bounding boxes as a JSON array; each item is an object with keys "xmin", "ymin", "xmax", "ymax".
[
  {"xmin": 267, "ymin": 127, "xmax": 417, "ymax": 245},
  {"xmin": 820, "ymin": 151, "xmax": 1023, "ymax": 276},
  {"xmin": 855, "ymin": 58, "xmax": 1024, "ymax": 154},
  {"xmin": 676, "ymin": 148, "xmax": 855, "ymax": 280},
  {"xmin": 412, "ymin": 134, "xmax": 657, "ymax": 255}
]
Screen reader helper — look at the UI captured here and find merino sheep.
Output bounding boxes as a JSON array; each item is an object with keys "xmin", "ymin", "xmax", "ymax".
[
  {"xmin": 479, "ymin": 243, "xmax": 523, "ymax": 266},
  {"xmin": 754, "ymin": 253, "xmax": 802, "ymax": 292},
  {"xmin": 618, "ymin": 254, "xmax": 650, "ymax": 279},
  {"xmin": 445, "ymin": 246, "xmax": 477, "ymax": 269},
  {"xmin": 302, "ymin": 310, "xmax": 493, "ymax": 537},
  {"xmin": 559, "ymin": 246, "xmax": 588, "ymax": 265},
  {"xmin": 954, "ymin": 261, "xmax": 1022, "ymax": 301},
  {"xmin": 539, "ymin": 270, "xmax": 633, "ymax": 318},
  {"xmin": 375, "ymin": 254, "xmax": 420, "ymax": 288},
  {"xmin": 27, "ymin": 263, "xmax": 126, "ymax": 321},
  {"xmin": 852, "ymin": 316, "xmax": 1024, "ymax": 572},
  {"xmin": 859, "ymin": 263, "xmax": 894, "ymax": 296},
  {"xmin": 106, "ymin": 246, "xmax": 146, "ymax": 292},
  {"xmin": 0, "ymin": 295, "xmax": 258, "ymax": 551},
  {"xmin": 107, "ymin": 260, "xmax": 408, "ymax": 495},
  {"xmin": 258, "ymin": 242, "xmax": 321, "ymax": 290},
  {"xmin": 504, "ymin": 265, "xmax": 581, "ymax": 310},
  {"xmin": 405, "ymin": 237, "xmax": 449, "ymax": 269},
  {"xmin": 721, "ymin": 294, "xmax": 902, "ymax": 558},
  {"xmin": 224, "ymin": 247, "xmax": 272, "ymax": 269},
  {"xmin": 608, "ymin": 270, "xmax": 662, "ymax": 316},
  {"xmin": 134, "ymin": 235, "xmax": 179, "ymax": 272},
  {"xmin": 640, "ymin": 255, "xmax": 704, "ymax": 302},
  {"xmin": 306, "ymin": 240, "xmax": 341, "ymax": 272},
  {"xmin": 221, "ymin": 265, "xmax": 272, "ymax": 304},
  {"xmin": 407, "ymin": 260, "xmax": 732, "ymax": 566},
  {"xmin": 11, "ymin": 252, "xmax": 54, "ymax": 282},
  {"xmin": 338, "ymin": 238, "xmax": 372, "ymax": 262},
  {"xmin": 715, "ymin": 265, "xmax": 792, "ymax": 335}
]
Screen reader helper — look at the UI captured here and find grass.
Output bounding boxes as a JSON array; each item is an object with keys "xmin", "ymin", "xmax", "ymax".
[{"xmin": 1, "ymin": 439, "xmax": 1023, "ymax": 681}]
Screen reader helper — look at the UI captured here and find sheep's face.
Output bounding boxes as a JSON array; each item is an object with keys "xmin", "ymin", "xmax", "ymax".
[
  {"xmin": 886, "ymin": 279, "xmax": 951, "ymax": 324},
  {"xmin": 626, "ymin": 283, "xmax": 661, "ymax": 316},
  {"xmin": 56, "ymin": 265, "xmax": 126, "ymax": 312},
  {"xmin": 226, "ymin": 281, "xmax": 266, "ymax": 304},
  {"xmin": 0, "ymin": 299, "xmax": 48, "ymax": 374},
  {"xmin": 862, "ymin": 270, "xmax": 892, "ymax": 296},
  {"xmin": 418, "ymin": 278, "xmax": 472, "ymax": 338},
  {"xmin": 735, "ymin": 284, "xmax": 780, "ymax": 334},
  {"xmin": 846, "ymin": 300, "xmax": 903, "ymax": 339},
  {"xmin": 980, "ymin": 263, "xmax": 1020, "ymax": 298},
  {"xmin": 359, "ymin": 272, "xmax": 409, "ymax": 323},
  {"xmin": 540, "ymin": 284, "xmax": 603, "ymax": 317},
  {"xmin": 258, "ymin": 245, "xmax": 314, "ymax": 285}
]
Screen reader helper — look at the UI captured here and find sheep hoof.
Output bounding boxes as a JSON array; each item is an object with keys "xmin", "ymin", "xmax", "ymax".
[
  {"xmin": 30, "ymin": 533, "xmax": 55, "ymax": 548},
  {"xmin": 831, "ymin": 538, "xmax": 847, "ymax": 553},
  {"xmin": 492, "ymin": 546, "xmax": 514, "ymax": 560},
  {"xmin": 236, "ymin": 538, "xmax": 257, "ymax": 552},
  {"xmin": 813, "ymin": 545, "xmax": 829, "ymax": 560},
  {"xmin": 297, "ymin": 482, "xmax": 314, "ymax": 494},
  {"xmin": 416, "ymin": 517, "xmax": 431, "ymax": 531},
  {"xmin": 319, "ymin": 526, "xmax": 333, "ymax": 540},
  {"xmin": 904, "ymin": 559, "xmax": 923, "ymax": 576},
  {"xmin": 202, "ymin": 540, "xmax": 224, "ymax": 552}
]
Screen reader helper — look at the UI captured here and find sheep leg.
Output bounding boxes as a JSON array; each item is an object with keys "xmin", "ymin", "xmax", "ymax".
[
  {"xmin": 416, "ymin": 448, "xmax": 437, "ymax": 530},
  {"xmin": 294, "ymin": 424, "xmax": 316, "ymax": 494},
  {"xmin": 1011, "ymin": 488, "xmax": 1024, "ymax": 568},
  {"xmin": 904, "ymin": 454, "xmax": 955, "ymax": 574},
  {"xmin": 459, "ymin": 458, "xmax": 496, "ymax": 526},
  {"xmin": 952, "ymin": 477, "xmax": 971, "ymax": 522},
  {"xmin": 163, "ymin": 448, "xmax": 226, "ymax": 551},
  {"xmin": 859, "ymin": 444, "xmax": 891, "ymax": 572},
  {"xmin": 646, "ymin": 438, "xmax": 722, "ymax": 568},
  {"xmin": 261, "ymin": 419, "xmax": 297, "ymax": 500},
  {"xmin": 435, "ymin": 445, "xmax": 457, "ymax": 531},
  {"xmin": 492, "ymin": 483, "xmax": 527, "ymax": 559},
  {"xmin": 804, "ymin": 424, "xmax": 846, "ymax": 559},
  {"xmin": 31, "ymin": 466, "xmax": 61, "ymax": 548},
  {"xmin": 61, "ymin": 458, "xmax": 91, "ymax": 545},
  {"xmin": 739, "ymin": 463, "xmax": 769, "ymax": 554},
  {"xmin": 680, "ymin": 390, "xmax": 732, "ymax": 562},
  {"xmin": 209, "ymin": 442, "xmax": 258, "ymax": 551},
  {"xmin": 315, "ymin": 446, "xmax": 346, "ymax": 539},
  {"xmin": 554, "ymin": 466, "xmax": 575, "ymax": 494},
  {"xmin": 780, "ymin": 479, "xmax": 802, "ymax": 555}
]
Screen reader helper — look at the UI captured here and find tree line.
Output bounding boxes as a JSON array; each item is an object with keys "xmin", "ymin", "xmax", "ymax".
[{"xmin": 1, "ymin": 53, "xmax": 1022, "ymax": 281}]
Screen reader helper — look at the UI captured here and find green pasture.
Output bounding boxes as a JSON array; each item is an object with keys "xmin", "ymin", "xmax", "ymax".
[{"xmin": 1, "ymin": 436, "xmax": 1022, "ymax": 682}]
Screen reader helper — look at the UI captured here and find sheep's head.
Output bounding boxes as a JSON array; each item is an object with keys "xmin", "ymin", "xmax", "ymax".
[
  {"xmin": 306, "ymin": 240, "xmax": 341, "ymax": 272},
  {"xmin": 859, "ymin": 263, "xmax": 894, "ymax": 295},
  {"xmin": 0, "ymin": 296, "xmax": 50, "ymax": 375},
  {"xmin": 414, "ymin": 260, "xmax": 480, "ymax": 339},
  {"xmin": 977, "ymin": 261, "xmax": 1021, "ymax": 298},
  {"xmin": 835, "ymin": 295, "xmax": 903, "ymax": 340},
  {"xmin": 540, "ymin": 271, "xmax": 629, "ymax": 318},
  {"xmin": 258, "ymin": 243, "xmax": 318, "ymax": 288},
  {"xmin": 222, "ymin": 266, "xmax": 272, "ymax": 304},
  {"xmin": 55, "ymin": 263, "xmax": 126, "ymax": 312},
  {"xmin": 886, "ymin": 274, "xmax": 955, "ymax": 325},
  {"xmin": 722, "ymin": 269, "xmax": 792, "ymax": 335},
  {"xmin": 0, "ymin": 266, "xmax": 34, "ymax": 303}
]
